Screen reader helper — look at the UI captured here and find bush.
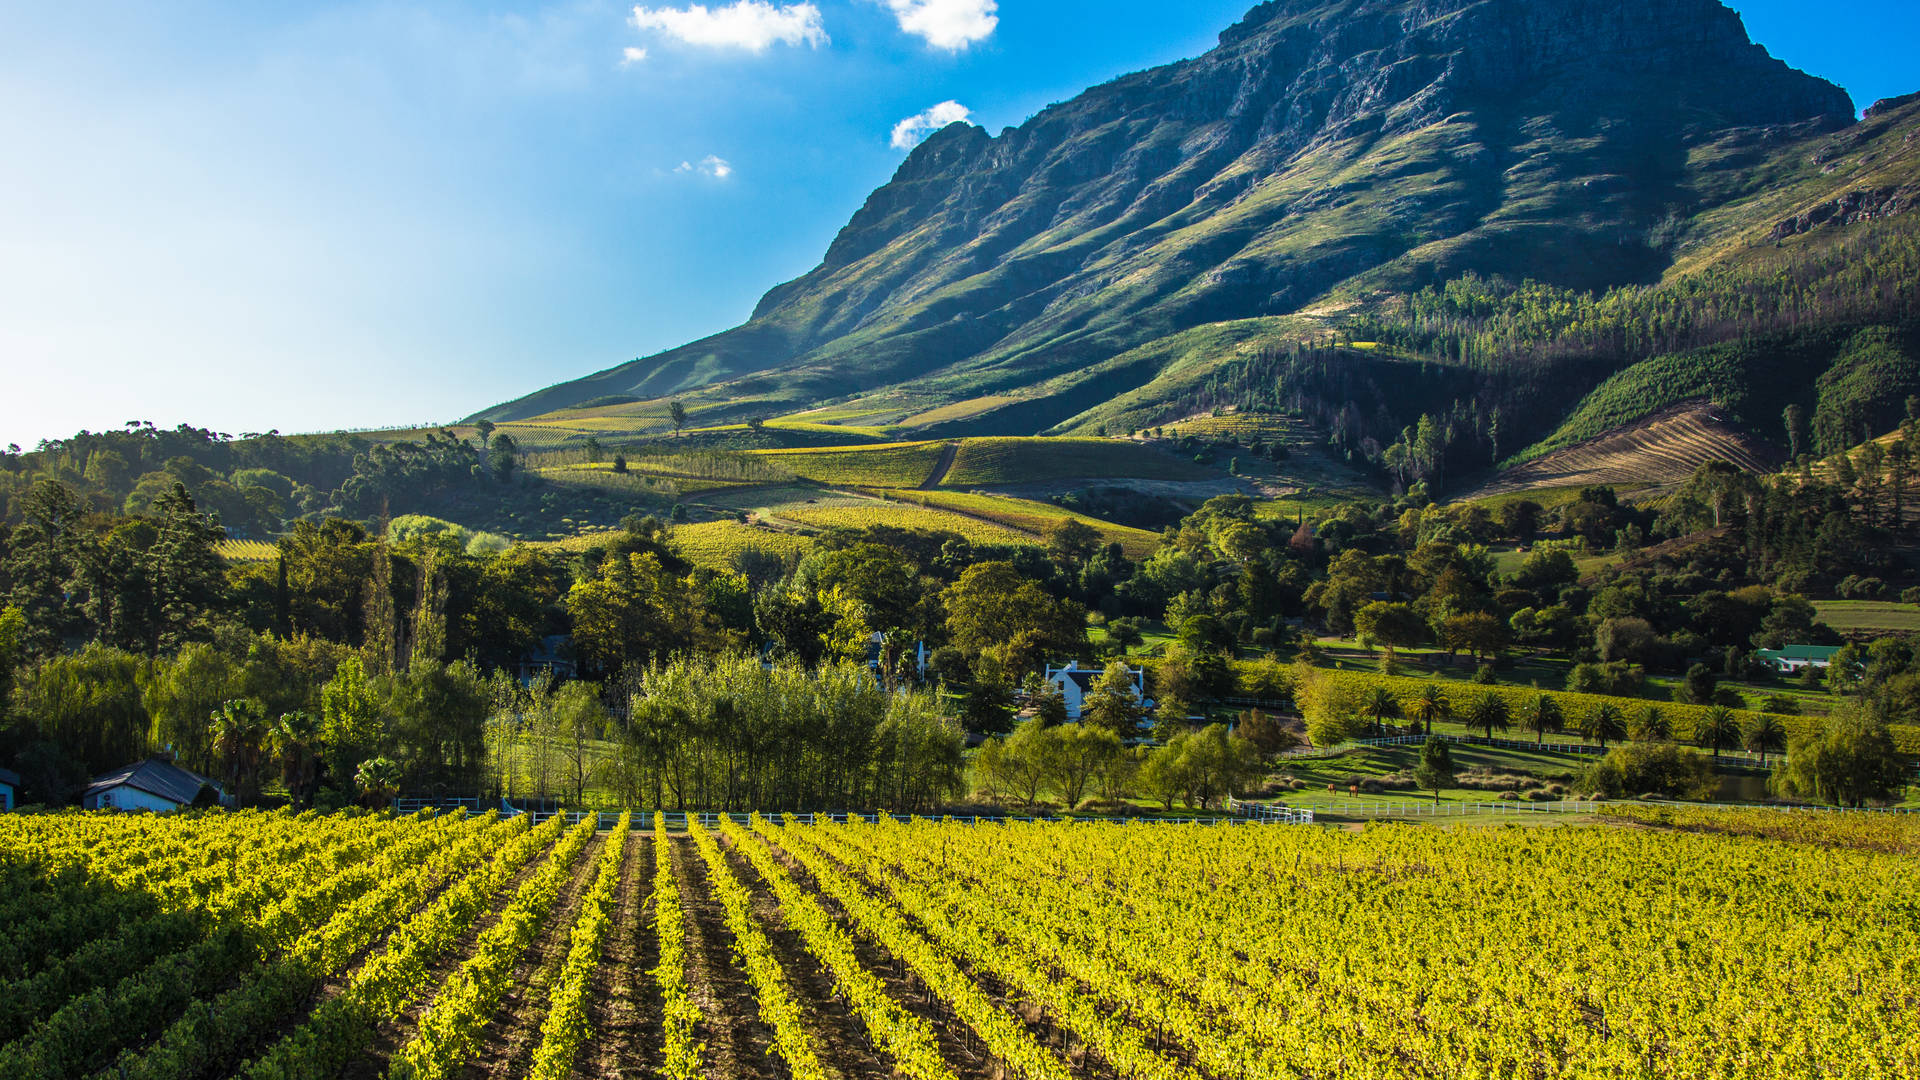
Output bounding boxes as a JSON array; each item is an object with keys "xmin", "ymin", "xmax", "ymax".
[{"xmin": 1573, "ymin": 742, "xmax": 1716, "ymax": 800}]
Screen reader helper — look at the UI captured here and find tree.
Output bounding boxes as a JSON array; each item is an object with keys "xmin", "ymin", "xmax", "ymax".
[
  {"xmin": 1358, "ymin": 686, "xmax": 1402, "ymax": 735},
  {"xmin": 1044, "ymin": 519, "xmax": 1102, "ymax": 566},
  {"xmin": 1518, "ymin": 692, "xmax": 1563, "ymax": 747},
  {"xmin": 354, "ymin": 756, "xmax": 403, "ymax": 808},
  {"xmin": 1771, "ymin": 706, "xmax": 1908, "ymax": 807},
  {"xmin": 1406, "ymin": 682, "xmax": 1450, "ymax": 737},
  {"xmin": 1682, "ymin": 663, "xmax": 1718, "ymax": 706},
  {"xmin": 1782, "ymin": 403, "xmax": 1807, "ymax": 460},
  {"xmin": 1048, "ymin": 724, "xmax": 1123, "ymax": 809},
  {"xmin": 1082, "ymin": 662, "xmax": 1146, "ymax": 736},
  {"xmin": 211, "ymin": 698, "xmax": 270, "ymax": 804},
  {"xmin": 1630, "ymin": 704, "xmax": 1671, "ymax": 743},
  {"xmin": 1695, "ymin": 705, "xmax": 1741, "ymax": 761},
  {"xmin": 270, "ymin": 710, "xmax": 323, "ymax": 808},
  {"xmin": 320, "ymin": 656, "xmax": 382, "ymax": 786},
  {"xmin": 1413, "ymin": 736, "xmax": 1455, "ymax": 804},
  {"xmin": 668, "ymin": 400, "xmax": 689, "ymax": 437},
  {"xmin": 1028, "ymin": 677, "xmax": 1069, "ymax": 727},
  {"xmin": 1580, "ymin": 702, "xmax": 1627, "ymax": 749},
  {"xmin": 941, "ymin": 562, "xmax": 1085, "ymax": 675},
  {"xmin": 1353, "ymin": 601, "xmax": 1425, "ymax": 663},
  {"xmin": 1743, "ymin": 712, "xmax": 1787, "ymax": 765},
  {"xmin": 1462, "ymin": 691, "xmax": 1510, "ymax": 739},
  {"xmin": 961, "ymin": 672, "xmax": 1016, "ymax": 736},
  {"xmin": 999, "ymin": 719, "xmax": 1057, "ymax": 807}
]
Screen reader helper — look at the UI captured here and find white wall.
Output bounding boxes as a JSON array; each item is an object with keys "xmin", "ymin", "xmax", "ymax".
[
  {"xmin": 83, "ymin": 784, "xmax": 183, "ymax": 813},
  {"xmin": 0, "ymin": 782, "xmax": 12, "ymax": 810}
]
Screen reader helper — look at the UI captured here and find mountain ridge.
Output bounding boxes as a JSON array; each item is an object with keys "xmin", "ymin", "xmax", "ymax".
[{"xmin": 476, "ymin": 0, "xmax": 1912, "ymax": 467}]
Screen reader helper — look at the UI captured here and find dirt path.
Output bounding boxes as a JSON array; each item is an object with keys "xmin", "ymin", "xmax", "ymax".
[
  {"xmin": 717, "ymin": 835, "xmax": 893, "ymax": 1080},
  {"xmin": 342, "ymin": 828, "xmax": 565, "ymax": 1080},
  {"xmin": 578, "ymin": 830, "xmax": 658, "ymax": 1080},
  {"xmin": 920, "ymin": 441, "xmax": 960, "ymax": 489},
  {"xmin": 674, "ymin": 835, "xmax": 786, "ymax": 1080},
  {"xmin": 455, "ymin": 833, "xmax": 607, "ymax": 1080}
]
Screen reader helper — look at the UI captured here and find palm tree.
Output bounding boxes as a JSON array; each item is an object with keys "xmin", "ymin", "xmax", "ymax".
[
  {"xmin": 1697, "ymin": 705, "xmax": 1741, "ymax": 761},
  {"xmin": 1743, "ymin": 712, "xmax": 1787, "ymax": 765},
  {"xmin": 1518, "ymin": 692, "xmax": 1563, "ymax": 747},
  {"xmin": 1580, "ymin": 702, "xmax": 1627, "ymax": 749},
  {"xmin": 1464, "ymin": 691, "xmax": 1510, "ymax": 739},
  {"xmin": 1630, "ymin": 704, "xmax": 1671, "ymax": 743},
  {"xmin": 354, "ymin": 757, "xmax": 404, "ymax": 809},
  {"xmin": 1407, "ymin": 683, "xmax": 1451, "ymax": 738},
  {"xmin": 270, "ymin": 710, "xmax": 322, "ymax": 808},
  {"xmin": 1359, "ymin": 687, "xmax": 1402, "ymax": 735},
  {"xmin": 211, "ymin": 699, "xmax": 270, "ymax": 804}
]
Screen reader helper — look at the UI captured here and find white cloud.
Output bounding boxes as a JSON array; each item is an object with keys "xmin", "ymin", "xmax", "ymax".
[
  {"xmin": 620, "ymin": 45, "xmax": 648, "ymax": 65},
  {"xmin": 675, "ymin": 155, "xmax": 733, "ymax": 178},
  {"xmin": 629, "ymin": 2, "xmax": 828, "ymax": 52},
  {"xmin": 890, "ymin": 100, "xmax": 972, "ymax": 150},
  {"xmin": 881, "ymin": 0, "xmax": 996, "ymax": 50}
]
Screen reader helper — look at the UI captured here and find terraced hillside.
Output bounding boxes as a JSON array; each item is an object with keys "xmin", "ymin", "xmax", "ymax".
[{"xmin": 1463, "ymin": 403, "xmax": 1779, "ymax": 498}]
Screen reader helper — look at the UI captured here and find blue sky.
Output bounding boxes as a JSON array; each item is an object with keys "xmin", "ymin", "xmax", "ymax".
[{"xmin": 1, "ymin": 0, "xmax": 1914, "ymax": 448}]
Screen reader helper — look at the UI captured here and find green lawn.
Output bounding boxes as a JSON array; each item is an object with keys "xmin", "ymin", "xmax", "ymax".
[{"xmin": 1814, "ymin": 599, "xmax": 1920, "ymax": 633}]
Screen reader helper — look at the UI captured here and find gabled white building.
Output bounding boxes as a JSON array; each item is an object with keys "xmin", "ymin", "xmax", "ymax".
[{"xmin": 1044, "ymin": 661, "xmax": 1148, "ymax": 721}]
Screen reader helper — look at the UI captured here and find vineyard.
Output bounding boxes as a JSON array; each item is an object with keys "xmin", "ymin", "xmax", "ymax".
[
  {"xmin": 3, "ymin": 807, "xmax": 1915, "ymax": 1079},
  {"xmin": 940, "ymin": 438, "xmax": 1211, "ymax": 487}
]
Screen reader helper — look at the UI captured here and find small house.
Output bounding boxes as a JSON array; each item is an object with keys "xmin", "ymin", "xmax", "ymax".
[
  {"xmin": 1755, "ymin": 644, "xmax": 1841, "ymax": 674},
  {"xmin": 0, "ymin": 767, "xmax": 17, "ymax": 810},
  {"xmin": 1044, "ymin": 661, "xmax": 1148, "ymax": 721},
  {"xmin": 81, "ymin": 758, "xmax": 226, "ymax": 812}
]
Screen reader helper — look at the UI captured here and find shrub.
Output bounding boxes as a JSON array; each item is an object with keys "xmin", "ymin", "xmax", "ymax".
[{"xmin": 1573, "ymin": 742, "xmax": 1716, "ymax": 800}]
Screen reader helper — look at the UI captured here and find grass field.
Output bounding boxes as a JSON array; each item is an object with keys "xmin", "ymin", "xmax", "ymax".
[
  {"xmin": 1813, "ymin": 599, "xmax": 1920, "ymax": 633},
  {"xmin": 668, "ymin": 520, "xmax": 814, "ymax": 571},
  {"xmin": 8, "ymin": 808, "xmax": 1913, "ymax": 1078},
  {"xmin": 941, "ymin": 436, "xmax": 1211, "ymax": 487},
  {"xmin": 890, "ymin": 490, "xmax": 1162, "ymax": 557},
  {"xmin": 750, "ymin": 441, "xmax": 947, "ymax": 487},
  {"xmin": 215, "ymin": 539, "xmax": 277, "ymax": 562}
]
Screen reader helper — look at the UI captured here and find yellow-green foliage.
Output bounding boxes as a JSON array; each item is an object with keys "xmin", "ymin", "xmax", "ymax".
[
  {"xmin": 670, "ymin": 521, "xmax": 814, "ymax": 571},
  {"xmin": 1599, "ymin": 804, "xmax": 1920, "ymax": 854},
  {"xmin": 751, "ymin": 442, "xmax": 947, "ymax": 487},
  {"xmin": 941, "ymin": 437, "xmax": 1210, "ymax": 487},
  {"xmin": 1299, "ymin": 667, "xmax": 1920, "ymax": 754},
  {"xmin": 891, "ymin": 491, "xmax": 1160, "ymax": 558},
  {"xmin": 778, "ymin": 505, "xmax": 1031, "ymax": 546},
  {"xmin": 698, "ymin": 421, "xmax": 891, "ymax": 441},
  {"xmin": 896, "ymin": 396, "xmax": 1020, "ymax": 428},
  {"xmin": 215, "ymin": 539, "xmax": 277, "ymax": 563}
]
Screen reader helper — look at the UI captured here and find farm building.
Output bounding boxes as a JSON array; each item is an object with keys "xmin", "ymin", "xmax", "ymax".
[
  {"xmin": 0, "ymin": 767, "xmax": 17, "ymax": 810},
  {"xmin": 1754, "ymin": 644, "xmax": 1842, "ymax": 673},
  {"xmin": 1044, "ymin": 661, "xmax": 1148, "ymax": 720},
  {"xmin": 81, "ymin": 758, "xmax": 226, "ymax": 812}
]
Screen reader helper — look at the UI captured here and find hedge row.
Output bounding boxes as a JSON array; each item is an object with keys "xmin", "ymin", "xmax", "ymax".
[{"xmin": 1295, "ymin": 668, "xmax": 1920, "ymax": 757}]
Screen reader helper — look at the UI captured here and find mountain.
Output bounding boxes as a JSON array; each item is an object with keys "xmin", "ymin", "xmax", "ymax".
[{"xmin": 478, "ymin": 0, "xmax": 1918, "ymax": 468}]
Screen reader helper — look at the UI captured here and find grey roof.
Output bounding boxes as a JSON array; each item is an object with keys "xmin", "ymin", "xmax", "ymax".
[
  {"xmin": 83, "ymin": 758, "xmax": 221, "ymax": 806},
  {"xmin": 0, "ymin": 767, "xmax": 18, "ymax": 788}
]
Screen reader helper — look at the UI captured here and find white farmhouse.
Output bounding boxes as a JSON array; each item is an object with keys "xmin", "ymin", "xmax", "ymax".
[
  {"xmin": 81, "ymin": 758, "xmax": 226, "ymax": 812},
  {"xmin": 0, "ymin": 767, "xmax": 17, "ymax": 810},
  {"xmin": 1044, "ymin": 661, "xmax": 1148, "ymax": 721}
]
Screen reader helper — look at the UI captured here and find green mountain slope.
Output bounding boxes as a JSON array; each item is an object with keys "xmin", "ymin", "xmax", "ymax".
[{"xmin": 478, "ymin": 0, "xmax": 1918, "ymax": 476}]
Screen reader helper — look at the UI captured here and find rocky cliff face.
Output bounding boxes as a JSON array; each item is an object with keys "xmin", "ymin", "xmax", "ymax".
[{"xmin": 482, "ymin": 0, "xmax": 1859, "ymax": 423}]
